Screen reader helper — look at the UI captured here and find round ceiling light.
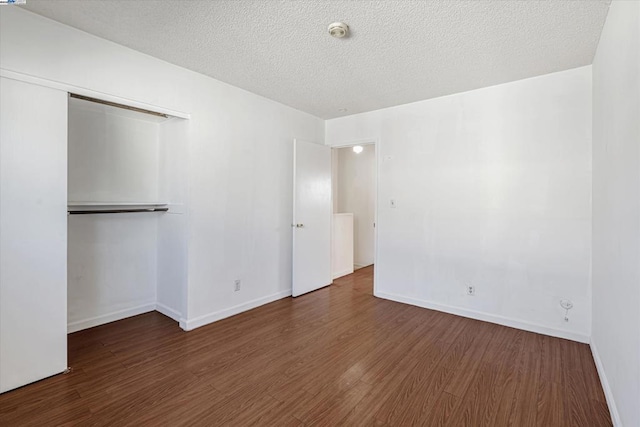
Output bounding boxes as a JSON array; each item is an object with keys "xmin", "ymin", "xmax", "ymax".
[
  {"xmin": 328, "ymin": 22, "xmax": 349, "ymax": 38},
  {"xmin": 353, "ymin": 145, "xmax": 363, "ymax": 154}
]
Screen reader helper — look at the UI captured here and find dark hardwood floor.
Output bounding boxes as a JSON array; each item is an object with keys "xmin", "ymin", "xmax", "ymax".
[{"xmin": 0, "ymin": 266, "xmax": 611, "ymax": 426}]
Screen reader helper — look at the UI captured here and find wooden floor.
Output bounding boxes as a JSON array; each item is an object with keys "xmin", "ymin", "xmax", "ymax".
[{"xmin": 1, "ymin": 266, "xmax": 611, "ymax": 426}]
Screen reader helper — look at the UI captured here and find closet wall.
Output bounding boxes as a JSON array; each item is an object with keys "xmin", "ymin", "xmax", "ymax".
[{"xmin": 156, "ymin": 118, "xmax": 188, "ymax": 322}]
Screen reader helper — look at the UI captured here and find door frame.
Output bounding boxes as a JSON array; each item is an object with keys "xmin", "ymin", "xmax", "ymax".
[{"xmin": 329, "ymin": 138, "xmax": 379, "ymax": 296}]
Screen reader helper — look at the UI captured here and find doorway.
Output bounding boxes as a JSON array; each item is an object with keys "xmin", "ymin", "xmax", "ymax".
[{"xmin": 331, "ymin": 143, "xmax": 377, "ymax": 287}]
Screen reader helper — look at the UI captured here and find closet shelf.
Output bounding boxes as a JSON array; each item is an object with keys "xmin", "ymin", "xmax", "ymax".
[{"xmin": 67, "ymin": 202, "xmax": 169, "ymax": 214}]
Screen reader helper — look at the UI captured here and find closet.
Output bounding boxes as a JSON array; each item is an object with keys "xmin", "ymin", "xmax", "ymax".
[
  {"xmin": 67, "ymin": 95, "xmax": 187, "ymax": 333},
  {"xmin": 0, "ymin": 75, "xmax": 189, "ymax": 393}
]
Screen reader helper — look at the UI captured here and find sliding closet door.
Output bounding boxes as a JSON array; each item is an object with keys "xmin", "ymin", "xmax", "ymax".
[{"xmin": 0, "ymin": 78, "xmax": 68, "ymax": 393}]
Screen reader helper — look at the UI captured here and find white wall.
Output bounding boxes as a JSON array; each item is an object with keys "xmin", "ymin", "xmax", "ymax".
[
  {"xmin": 332, "ymin": 213, "xmax": 354, "ymax": 279},
  {"xmin": 332, "ymin": 148, "xmax": 339, "ymax": 214},
  {"xmin": 0, "ymin": 8, "xmax": 324, "ymax": 328},
  {"xmin": 156, "ymin": 118, "xmax": 189, "ymax": 321},
  {"xmin": 592, "ymin": 1, "xmax": 640, "ymax": 426},
  {"xmin": 326, "ymin": 66, "xmax": 593, "ymax": 342},
  {"xmin": 68, "ymin": 98, "xmax": 162, "ymax": 203},
  {"xmin": 336, "ymin": 145, "xmax": 376, "ymax": 268},
  {"xmin": 67, "ymin": 214, "xmax": 158, "ymax": 332}
]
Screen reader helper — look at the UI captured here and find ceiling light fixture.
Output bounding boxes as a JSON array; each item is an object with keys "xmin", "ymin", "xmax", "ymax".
[
  {"xmin": 353, "ymin": 145, "xmax": 363, "ymax": 154},
  {"xmin": 328, "ymin": 22, "xmax": 349, "ymax": 38}
]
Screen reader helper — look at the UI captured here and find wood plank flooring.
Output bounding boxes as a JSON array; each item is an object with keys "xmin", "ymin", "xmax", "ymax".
[{"xmin": 0, "ymin": 266, "xmax": 612, "ymax": 426}]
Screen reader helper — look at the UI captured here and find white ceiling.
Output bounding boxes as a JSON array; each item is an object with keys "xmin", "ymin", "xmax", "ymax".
[{"xmin": 23, "ymin": 0, "xmax": 610, "ymax": 119}]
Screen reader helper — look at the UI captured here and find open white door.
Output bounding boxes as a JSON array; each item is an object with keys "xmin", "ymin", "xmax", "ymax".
[{"xmin": 292, "ymin": 139, "xmax": 332, "ymax": 297}]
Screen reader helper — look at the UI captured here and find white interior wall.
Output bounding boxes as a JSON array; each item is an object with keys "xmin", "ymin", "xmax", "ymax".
[
  {"xmin": 67, "ymin": 215, "xmax": 158, "ymax": 332},
  {"xmin": 332, "ymin": 148, "xmax": 339, "ymax": 214},
  {"xmin": 0, "ymin": 8, "xmax": 324, "ymax": 329},
  {"xmin": 326, "ymin": 66, "xmax": 593, "ymax": 342},
  {"xmin": 591, "ymin": 1, "xmax": 640, "ymax": 426},
  {"xmin": 336, "ymin": 145, "xmax": 376, "ymax": 268},
  {"xmin": 156, "ymin": 118, "xmax": 189, "ymax": 321},
  {"xmin": 67, "ymin": 99, "xmax": 161, "ymax": 203}
]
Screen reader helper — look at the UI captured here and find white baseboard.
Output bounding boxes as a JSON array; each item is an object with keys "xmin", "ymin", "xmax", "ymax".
[
  {"xmin": 67, "ymin": 303, "xmax": 156, "ymax": 333},
  {"xmin": 590, "ymin": 339, "xmax": 621, "ymax": 426},
  {"xmin": 183, "ymin": 290, "xmax": 292, "ymax": 331},
  {"xmin": 375, "ymin": 291, "xmax": 590, "ymax": 343},
  {"xmin": 155, "ymin": 302, "xmax": 182, "ymax": 322},
  {"xmin": 333, "ymin": 268, "xmax": 354, "ymax": 279},
  {"xmin": 354, "ymin": 263, "xmax": 373, "ymax": 270}
]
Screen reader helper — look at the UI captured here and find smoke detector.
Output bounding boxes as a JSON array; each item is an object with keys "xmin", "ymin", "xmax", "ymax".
[{"xmin": 328, "ymin": 22, "xmax": 349, "ymax": 38}]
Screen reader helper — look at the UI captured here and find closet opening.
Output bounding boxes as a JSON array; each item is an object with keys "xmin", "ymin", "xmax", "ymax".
[
  {"xmin": 331, "ymin": 142, "xmax": 377, "ymax": 293},
  {"xmin": 67, "ymin": 93, "xmax": 188, "ymax": 334}
]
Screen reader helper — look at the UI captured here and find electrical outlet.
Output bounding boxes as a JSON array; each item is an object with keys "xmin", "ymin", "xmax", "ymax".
[
  {"xmin": 466, "ymin": 285, "xmax": 475, "ymax": 296},
  {"xmin": 234, "ymin": 279, "xmax": 241, "ymax": 292}
]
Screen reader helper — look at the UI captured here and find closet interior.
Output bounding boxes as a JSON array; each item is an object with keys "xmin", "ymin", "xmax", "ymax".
[{"xmin": 67, "ymin": 94, "xmax": 188, "ymax": 332}]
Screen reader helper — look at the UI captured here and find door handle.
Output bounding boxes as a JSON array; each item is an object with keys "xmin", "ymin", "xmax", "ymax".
[{"xmin": 292, "ymin": 223, "xmax": 304, "ymax": 228}]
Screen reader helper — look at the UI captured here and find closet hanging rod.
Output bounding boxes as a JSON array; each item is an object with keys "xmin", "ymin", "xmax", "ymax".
[
  {"xmin": 69, "ymin": 93, "xmax": 169, "ymax": 118},
  {"xmin": 68, "ymin": 208, "xmax": 169, "ymax": 215}
]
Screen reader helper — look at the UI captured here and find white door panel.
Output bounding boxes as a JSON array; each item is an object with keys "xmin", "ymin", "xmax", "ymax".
[
  {"xmin": 0, "ymin": 78, "xmax": 68, "ymax": 393},
  {"xmin": 292, "ymin": 139, "xmax": 332, "ymax": 297}
]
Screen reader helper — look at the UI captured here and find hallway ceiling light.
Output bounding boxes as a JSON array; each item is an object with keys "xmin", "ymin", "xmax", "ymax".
[{"xmin": 353, "ymin": 145, "xmax": 363, "ymax": 154}]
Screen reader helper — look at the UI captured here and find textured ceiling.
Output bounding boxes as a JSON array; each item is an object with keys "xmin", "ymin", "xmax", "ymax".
[{"xmin": 22, "ymin": 0, "xmax": 610, "ymax": 119}]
